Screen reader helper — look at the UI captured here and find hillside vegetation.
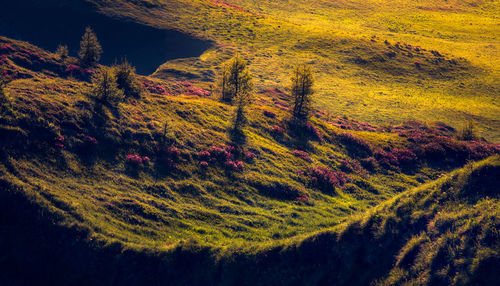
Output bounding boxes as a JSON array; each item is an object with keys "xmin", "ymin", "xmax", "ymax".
[
  {"xmin": 89, "ymin": 0, "xmax": 499, "ymax": 141},
  {"xmin": 2, "ymin": 124, "xmax": 499, "ymax": 285},
  {"xmin": 0, "ymin": 0, "xmax": 499, "ymax": 284},
  {"xmin": 1, "ymin": 37, "xmax": 498, "ymax": 247}
]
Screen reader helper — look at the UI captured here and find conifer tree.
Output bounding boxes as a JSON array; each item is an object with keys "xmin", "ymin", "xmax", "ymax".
[
  {"xmin": 56, "ymin": 44, "xmax": 69, "ymax": 61},
  {"xmin": 89, "ymin": 68, "xmax": 123, "ymax": 104},
  {"xmin": 113, "ymin": 59, "xmax": 142, "ymax": 98},
  {"xmin": 79, "ymin": 27, "xmax": 102, "ymax": 67},
  {"xmin": 290, "ymin": 64, "xmax": 314, "ymax": 123},
  {"xmin": 219, "ymin": 56, "xmax": 252, "ymax": 104}
]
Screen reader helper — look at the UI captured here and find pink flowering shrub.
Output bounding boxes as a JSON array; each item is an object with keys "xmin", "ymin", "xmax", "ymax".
[
  {"xmin": 263, "ymin": 110, "xmax": 277, "ymax": 118},
  {"xmin": 292, "ymin": 150, "xmax": 313, "ymax": 162},
  {"xmin": 244, "ymin": 150, "xmax": 257, "ymax": 161},
  {"xmin": 0, "ymin": 55, "xmax": 8, "ymax": 65},
  {"xmin": 200, "ymin": 161, "xmax": 209, "ymax": 168},
  {"xmin": 271, "ymin": 125, "xmax": 285, "ymax": 137},
  {"xmin": 340, "ymin": 158, "xmax": 365, "ymax": 174},
  {"xmin": 125, "ymin": 154, "xmax": 151, "ymax": 170},
  {"xmin": 66, "ymin": 64, "xmax": 92, "ymax": 79},
  {"xmin": 392, "ymin": 148, "xmax": 418, "ymax": 165},
  {"xmin": 158, "ymin": 146, "xmax": 181, "ymax": 167},
  {"xmin": 84, "ymin": 136, "xmax": 98, "ymax": 145},
  {"xmin": 296, "ymin": 194, "xmax": 309, "ymax": 202},
  {"xmin": 417, "ymin": 137, "xmax": 500, "ymax": 163},
  {"xmin": 225, "ymin": 160, "xmax": 244, "ymax": 172},
  {"xmin": 0, "ymin": 44, "xmax": 14, "ymax": 53},
  {"xmin": 185, "ymin": 86, "xmax": 210, "ymax": 97},
  {"xmin": 142, "ymin": 80, "xmax": 171, "ymax": 95},
  {"xmin": 374, "ymin": 148, "xmax": 418, "ymax": 168},
  {"xmin": 126, "ymin": 154, "xmax": 143, "ymax": 166},
  {"xmin": 338, "ymin": 132, "xmax": 372, "ymax": 157},
  {"xmin": 208, "ymin": 145, "xmax": 234, "ymax": 163},
  {"xmin": 198, "ymin": 150, "xmax": 211, "ymax": 160},
  {"xmin": 55, "ymin": 135, "xmax": 65, "ymax": 149},
  {"xmin": 305, "ymin": 122, "xmax": 323, "ymax": 141},
  {"xmin": 23, "ymin": 49, "xmax": 45, "ymax": 63},
  {"xmin": 304, "ymin": 166, "xmax": 350, "ymax": 193},
  {"xmin": 329, "ymin": 116, "xmax": 380, "ymax": 132},
  {"xmin": 198, "ymin": 145, "xmax": 247, "ymax": 172},
  {"xmin": 13, "ymin": 51, "xmax": 43, "ymax": 65},
  {"xmin": 374, "ymin": 149, "xmax": 399, "ymax": 167}
]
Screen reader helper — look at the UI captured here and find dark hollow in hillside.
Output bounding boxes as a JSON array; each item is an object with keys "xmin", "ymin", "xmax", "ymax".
[{"xmin": 0, "ymin": 0, "xmax": 212, "ymax": 75}]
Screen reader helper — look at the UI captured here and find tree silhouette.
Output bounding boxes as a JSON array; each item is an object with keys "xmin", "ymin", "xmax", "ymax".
[
  {"xmin": 219, "ymin": 56, "xmax": 252, "ymax": 104},
  {"xmin": 113, "ymin": 59, "xmax": 142, "ymax": 98},
  {"xmin": 291, "ymin": 64, "xmax": 314, "ymax": 123},
  {"xmin": 89, "ymin": 68, "xmax": 123, "ymax": 104},
  {"xmin": 79, "ymin": 27, "xmax": 102, "ymax": 68}
]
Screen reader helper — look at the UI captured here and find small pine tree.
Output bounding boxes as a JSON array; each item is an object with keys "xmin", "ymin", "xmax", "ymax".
[
  {"xmin": 56, "ymin": 44, "xmax": 69, "ymax": 61},
  {"xmin": 291, "ymin": 64, "xmax": 314, "ymax": 123},
  {"xmin": 218, "ymin": 56, "xmax": 252, "ymax": 104},
  {"xmin": 78, "ymin": 27, "xmax": 102, "ymax": 68},
  {"xmin": 89, "ymin": 68, "xmax": 123, "ymax": 104},
  {"xmin": 113, "ymin": 59, "xmax": 142, "ymax": 98}
]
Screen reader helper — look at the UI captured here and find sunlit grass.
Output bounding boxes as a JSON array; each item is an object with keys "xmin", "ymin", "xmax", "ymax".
[{"xmin": 102, "ymin": 0, "xmax": 499, "ymax": 140}]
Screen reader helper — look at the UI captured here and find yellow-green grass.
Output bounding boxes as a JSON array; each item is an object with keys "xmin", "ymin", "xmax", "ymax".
[
  {"xmin": 94, "ymin": 0, "xmax": 499, "ymax": 141},
  {"xmin": 1, "ymin": 37, "xmax": 473, "ymax": 248}
]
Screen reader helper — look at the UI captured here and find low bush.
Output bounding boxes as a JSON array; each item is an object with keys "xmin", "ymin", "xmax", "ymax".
[
  {"xmin": 270, "ymin": 125, "xmax": 285, "ymax": 137},
  {"xmin": 340, "ymin": 158, "xmax": 365, "ymax": 174},
  {"xmin": 158, "ymin": 146, "xmax": 181, "ymax": 167},
  {"xmin": 185, "ymin": 86, "xmax": 210, "ymax": 97},
  {"xmin": 66, "ymin": 64, "xmax": 93, "ymax": 79},
  {"xmin": 126, "ymin": 154, "xmax": 144, "ymax": 167},
  {"xmin": 244, "ymin": 150, "xmax": 257, "ymax": 161},
  {"xmin": 114, "ymin": 59, "xmax": 143, "ymax": 98},
  {"xmin": 88, "ymin": 68, "xmax": 123, "ymax": 104},
  {"xmin": 374, "ymin": 148, "xmax": 418, "ymax": 168},
  {"xmin": 263, "ymin": 110, "xmax": 276, "ymax": 118},
  {"xmin": 292, "ymin": 150, "xmax": 312, "ymax": 162},
  {"xmin": 225, "ymin": 160, "xmax": 244, "ymax": 172},
  {"xmin": 142, "ymin": 80, "xmax": 171, "ymax": 95},
  {"xmin": 305, "ymin": 122, "xmax": 323, "ymax": 141},
  {"xmin": 302, "ymin": 166, "xmax": 350, "ymax": 194},
  {"xmin": 55, "ymin": 135, "xmax": 65, "ymax": 149},
  {"xmin": 207, "ymin": 145, "xmax": 234, "ymax": 163},
  {"xmin": 338, "ymin": 132, "xmax": 372, "ymax": 157},
  {"xmin": 360, "ymin": 157, "xmax": 378, "ymax": 171},
  {"xmin": 296, "ymin": 194, "xmax": 309, "ymax": 203}
]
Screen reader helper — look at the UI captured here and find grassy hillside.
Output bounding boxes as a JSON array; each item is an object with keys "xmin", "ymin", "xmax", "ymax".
[
  {"xmin": 2, "ymin": 123, "xmax": 498, "ymax": 285},
  {"xmin": 1, "ymin": 0, "xmax": 499, "ymax": 283},
  {"xmin": 89, "ymin": 0, "xmax": 500, "ymax": 141},
  {"xmin": 1, "ymin": 37, "xmax": 498, "ymax": 248}
]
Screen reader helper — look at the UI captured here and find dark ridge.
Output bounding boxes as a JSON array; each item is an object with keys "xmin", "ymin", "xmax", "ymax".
[{"xmin": 0, "ymin": 0, "xmax": 212, "ymax": 75}]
